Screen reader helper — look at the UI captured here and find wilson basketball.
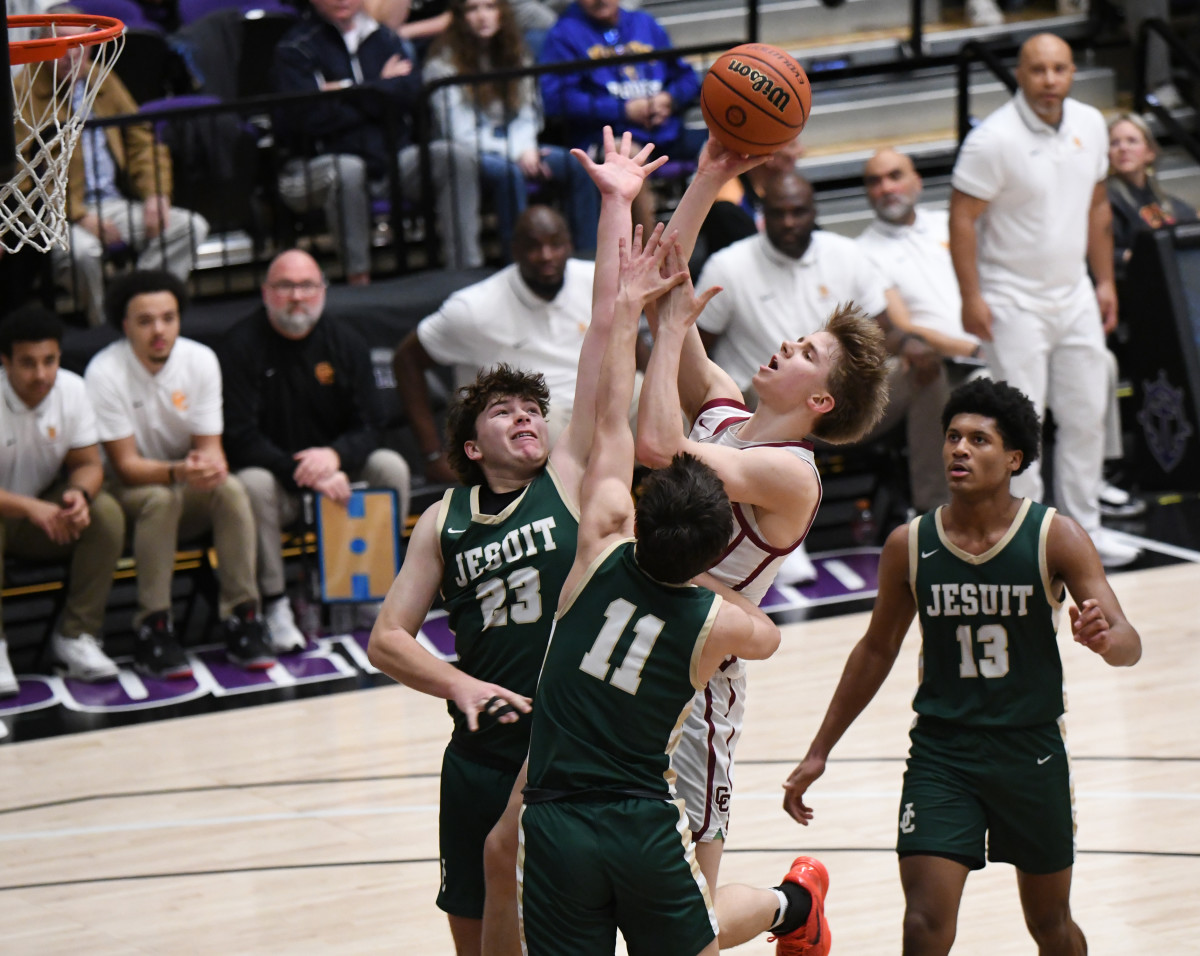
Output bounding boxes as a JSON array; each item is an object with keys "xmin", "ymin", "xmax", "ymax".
[{"xmin": 700, "ymin": 43, "xmax": 812, "ymax": 155}]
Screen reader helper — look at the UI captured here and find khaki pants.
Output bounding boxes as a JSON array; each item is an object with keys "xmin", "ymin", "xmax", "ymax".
[
  {"xmin": 1, "ymin": 482, "xmax": 125, "ymax": 639},
  {"xmin": 238, "ymin": 448, "xmax": 411, "ymax": 598},
  {"xmin": 112, "ymin": 475, "xmax": 259, "ymax": 626}
]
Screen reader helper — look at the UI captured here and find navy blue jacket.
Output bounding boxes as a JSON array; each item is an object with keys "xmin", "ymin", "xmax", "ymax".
[
  {"xmin": 271, "ymin": 13, "xmax": 422, "ymax": 177},
  {"xmin": 220, "ymin": 307, "xmax": 385, "ymax": 491}
]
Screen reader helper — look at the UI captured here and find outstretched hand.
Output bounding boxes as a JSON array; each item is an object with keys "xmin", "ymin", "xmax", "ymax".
[
  {"xmin": 656, "ymin": 240, "xmax": 721, "ymax": 331},
  {"xmin": 572, "ymin": 126, "xmax": 669, "ymax": 204},
  {"xmin": 781, "ymin": 754, "xmax": 826, "ymax": 825},
  {"xmin": 616, "ymin": 222, "xmax": 687, "ymax": 310},
  {"xmin": 695, "ymin": 134, "xmax": 768, "ymax": 183}
]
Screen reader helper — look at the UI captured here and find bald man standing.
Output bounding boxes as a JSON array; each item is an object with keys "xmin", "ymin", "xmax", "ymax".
[{"xmin": 949, "ymin": 33, "xmax": 1140, "ymax": 569}]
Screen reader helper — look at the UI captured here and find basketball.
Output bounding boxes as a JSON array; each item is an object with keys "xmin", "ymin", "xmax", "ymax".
[{"xmin": 700, "ymin": 43, "xmax": 812, "ymax": 156}]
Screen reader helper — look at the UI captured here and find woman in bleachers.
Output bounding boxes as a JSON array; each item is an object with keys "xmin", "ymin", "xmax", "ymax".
[
  {"xmin": 423, "ymin": 0, "xmax": 597, "ymax": 255},
  {"xmin": 1107, "ymin": 112, "xmax": 1198, "ymax": 272}
]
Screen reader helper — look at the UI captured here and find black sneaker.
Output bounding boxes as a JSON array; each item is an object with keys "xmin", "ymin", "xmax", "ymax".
[
  {"xmin": 134, "ymin": 612, "xmax": 193, "ymax": 680},
  {"xmin": 224, "ymin": 605, "xmax": 276, "ymax": 671}
]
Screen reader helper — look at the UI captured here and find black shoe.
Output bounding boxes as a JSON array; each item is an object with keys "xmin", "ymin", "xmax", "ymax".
[
  {"xmin": 224, "ymin": 605, "xmax": 276, "ymax": 671},
  {"xmin": 134, "ymin": 612, "xmax": 193, "ymax": 680}
]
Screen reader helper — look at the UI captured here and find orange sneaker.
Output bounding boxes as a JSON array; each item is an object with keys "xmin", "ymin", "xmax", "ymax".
[{"xmin": 768, "ymin": 856, "xmax": 831, "ymax": 956}]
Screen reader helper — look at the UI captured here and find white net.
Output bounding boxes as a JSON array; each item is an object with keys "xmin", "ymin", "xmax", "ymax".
[{"xmin": 2, "ymin": 20, "xmax": 125, "ymax": 253}]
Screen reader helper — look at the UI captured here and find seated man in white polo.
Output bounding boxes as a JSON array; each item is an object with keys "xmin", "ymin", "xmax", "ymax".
[
  {"xmin": 86, "ymin": 270, "xmax": 274, "ymax": 677},
  {"xmin": 0, "ymin": 306, "xmax": 125, "ymax": 691}
]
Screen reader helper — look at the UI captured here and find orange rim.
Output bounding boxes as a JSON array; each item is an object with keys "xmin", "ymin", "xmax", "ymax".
[{"xmin": 7, "ymin": 14, "xmax": 124, "ymax": 66}]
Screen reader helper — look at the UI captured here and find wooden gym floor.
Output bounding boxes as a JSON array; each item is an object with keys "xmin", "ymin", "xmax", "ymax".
[{"xmin": 2, "ymin": 547, "xmax": 1198, "ymax": 953}]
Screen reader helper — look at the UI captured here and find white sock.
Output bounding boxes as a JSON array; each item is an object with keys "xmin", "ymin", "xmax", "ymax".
[{"xmin": 770, "ymin": 887, "xmax": 790, "ymax": 929}]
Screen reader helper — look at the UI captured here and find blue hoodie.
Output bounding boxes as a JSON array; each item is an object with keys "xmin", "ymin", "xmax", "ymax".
[{"xmin": 539, "ymin": 3, "xmax": 700, "ymax": 149}]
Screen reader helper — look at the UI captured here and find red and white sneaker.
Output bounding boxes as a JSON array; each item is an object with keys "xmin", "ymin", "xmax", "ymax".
[{"xmin": 769, "ymin": 856, "xmax": 831, "ymax": 956}]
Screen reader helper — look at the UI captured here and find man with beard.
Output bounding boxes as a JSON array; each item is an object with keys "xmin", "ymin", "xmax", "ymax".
[
  {"xmin": 393, "ymin": 206, "xmax": 596, "ymax": 485},
  {"xmin": 857, "ymin": 149, "xmax": 983, "ymax": 366},
  {"xmin": 220, "ymin": 249, "xmax": 412, "ymax": 653}
]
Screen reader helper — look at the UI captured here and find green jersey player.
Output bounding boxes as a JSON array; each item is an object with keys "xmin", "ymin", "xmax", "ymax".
[{"xmin": 784, "ymin": 378, "xmax": 1141, "ymax": 956}]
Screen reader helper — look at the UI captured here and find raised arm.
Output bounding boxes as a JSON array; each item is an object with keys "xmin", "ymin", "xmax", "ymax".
[
  {"xmin": 568, "ymin": 227, "xmax": 687, "ymax": 582},
  {"xmin": 1048, "ymin": 513, "xmax": 1141, "ymax": 667},
  {"xmin": 550, "ymin": 128, "xmax": 666, "ymax": 490},
  {"xmin": 368, "ymin": 504, "xmax": 532, "ymax": 729},
  {"xmin": 649, "ymin": 136, "xmax": 765, "ymax": 413},
  {"xmin": 781, "ymin": 524, "xmax": 918, "ymax": 824},
  {"xmin": 636, "ymin": 241, "xmax": 725, "ymax": 465}
]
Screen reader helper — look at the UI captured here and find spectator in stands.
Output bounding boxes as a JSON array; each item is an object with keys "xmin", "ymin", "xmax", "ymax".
[
  {"xmin": 14, "ymin": 16, "xmax": 209, "ymax": 328},
  {"xmin": 538, "ymin": 0, "xmax": 704, "ymax": 232},
  {"xmin": 696, "ymin": 170, "xmax": 950, "ymax": 582},
  {"xmin": 271, "ymin": 0, "xmax": 482, "ymax": 284},
  {"xmin": 857, "ymin": 148, "xmax": 983, "ymax": 365},
  {"xmin": 424, "ymin": 0, "xmax": 598, "ymax": 253},
  {"xmin": 0, "ymin": 306, "xmax": 125, "ymax": 693},
  {"xmin": 393, "ymin": 205, "xmax": 594, "ymax": 483},
  {"xmin": 85, "ymin": 271, "xmax": 274, "ymax": 678},
  {"xmin": 367, "ymin": 0, "xmax": 452, "ymax": 59},
  {"xmin": 949, "ymin": 33, "xmax": 1140, "ymax": 567},
  {"xmin": 1107, "ymin": 112, "xmax": 1198, "ymax": 271},
  {"xmin": 220, "ymin": 249, "xmax": 412, "ymax": 651}
]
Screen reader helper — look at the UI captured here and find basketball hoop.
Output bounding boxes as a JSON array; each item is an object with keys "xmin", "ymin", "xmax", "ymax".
[{"xmin": 1, "ymin": 14, "xmax": 125, "ymax": 253}]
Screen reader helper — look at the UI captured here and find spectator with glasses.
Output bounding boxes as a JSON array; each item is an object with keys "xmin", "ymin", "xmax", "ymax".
[{"xmin": 219, "ymin": 249, "xmax": 412, "ymax": 652}]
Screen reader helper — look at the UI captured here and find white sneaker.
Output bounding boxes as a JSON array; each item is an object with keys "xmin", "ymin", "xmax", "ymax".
[
  {"xmin": 0, "ymin": 639, "xmax": 18, "ymax": 698},
  {"xmin": 51, "ymin": 633, "xmax": 119, "ymax": 682},
  {"xmin": 1091, "ymin": 528, "xmax": 1141, "ymax": 569},
  {"xmin": 265, "ymin": 597, "xmax": 307, "ymax": 653},
  {"xmin": 967, "ymin": 0, "xmax": 1003, "ymax": 27},
  {"xmin": 1098, "ymin": 481, "xmax": 1146, "ymax": 518},
  {"xmin": 776, "ymin": 543, "xmax": 818, "ymax": 586}
]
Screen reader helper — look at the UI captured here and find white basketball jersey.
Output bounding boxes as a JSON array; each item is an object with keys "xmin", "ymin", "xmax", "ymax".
[{"xmin": 689, "ymin": 399, "xmax": 822, "ymax": 605}]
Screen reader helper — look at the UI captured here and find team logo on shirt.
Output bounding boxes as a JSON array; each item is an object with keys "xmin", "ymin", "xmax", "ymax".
[
  {"xmin": 172, "ymin": 390, "xmax": 188, "ymax": 411},
  {"xmin": 45, "ymin": 425, "xmax": 56, "ymax": 440},
  {"xmin": 314, "ymin": 362, "xmax": 336, "ymax": 385}
]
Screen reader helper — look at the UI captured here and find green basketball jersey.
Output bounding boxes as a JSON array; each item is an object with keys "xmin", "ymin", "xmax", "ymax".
[
  {"xmin": 526, "ymin": 540, "xmax": 722, "ymax": 799},
  {"xmin": 908, "ymin": 498, "xmax": 1066, "ymax": 728},
  {"xmin": 438, "ymin": 464, "xmax": 579, "ymax": 768}
]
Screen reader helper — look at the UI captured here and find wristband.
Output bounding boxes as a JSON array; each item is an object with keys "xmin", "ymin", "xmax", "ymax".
[
  {"xmin": 69, "ymin": 485, "xmax": 92, "ymax": 504},
  {"xmin": 168, "ymin": 463, "xmax": 178, "ymax": 484}
]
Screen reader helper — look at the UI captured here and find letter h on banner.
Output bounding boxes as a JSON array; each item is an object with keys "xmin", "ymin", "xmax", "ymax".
[{"xmin": 315, "ymin": 489, "xmax": 402, "ymax": 602}]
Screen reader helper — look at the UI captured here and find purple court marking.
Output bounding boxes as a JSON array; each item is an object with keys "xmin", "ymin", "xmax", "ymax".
[
  {"xmin": 418, "ymin": 614, "xmax": 457, "ymax": 660},
  {"xmin": 759, "ymin": 547, "xmax": 881, "ymax": 613},
  {"xmin": 56, "ymin": 671, "xmax": 209, "ymax": 713},
  {"xmin": 0, "ymin": 552, "xmax": 882, "ymax": 732},
  {"xmin": 0, "ymin": 677, "xmax": 60, "ymax": 716}
]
